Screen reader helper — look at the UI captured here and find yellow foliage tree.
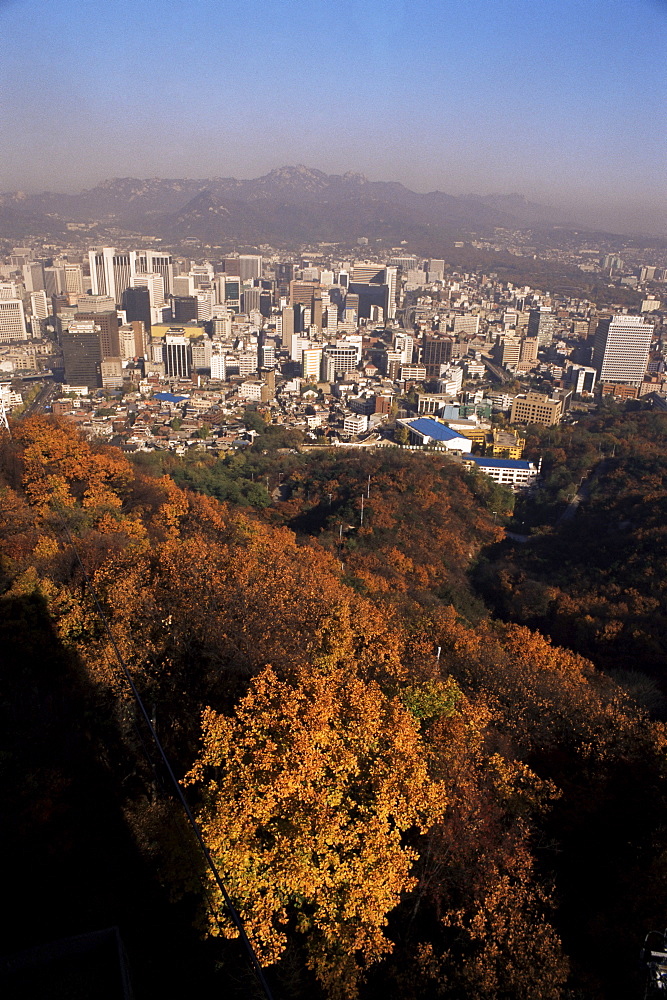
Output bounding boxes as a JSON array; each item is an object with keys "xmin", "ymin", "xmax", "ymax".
[{"xmin": 187, "ymin": 665, "xmax": 447, "ymax": 997}]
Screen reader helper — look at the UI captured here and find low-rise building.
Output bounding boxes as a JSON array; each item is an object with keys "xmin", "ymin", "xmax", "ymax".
[
  {"xmin": 464, "ymin": 455, "xmax": 539, "ymax": 490},
  {"xmin": 343, "ymin": 412, "xmax": 369, "ymax": 436},
  {"xmin": 399, "ymin": 417, "xmax": 472, "ymax": 452}
]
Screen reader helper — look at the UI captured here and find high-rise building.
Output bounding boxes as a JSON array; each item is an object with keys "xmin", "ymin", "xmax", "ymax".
[
  {"xmin": 243, "ymin": 287, "xmax": 262, "ymax": 314},
  {"xmin": 223, "ymin": 256, "xmax": 241, "ymax": 276},
  {"xmin": 453, "ymin": 314, "xmax": 480, "ymax": 336},
  {"xmin": 566, "ymin": 365, "xmax": 597, "ymax": 394},
  {"xmin": 76, "ymin": 294, "xmax": 116, "ymax": 314},
  {"xmin": 383, "ymin": 267, "xmax": 398, "ymax": 319},
  {"xmin": 210, "ymin": 344, "xmax": 227, "ymax": 380},
  {"xmin": 239, "ymin": 255, "xmax": 262, "ymax": 281},
  {"xmin": 276, "ymin": 262, "xmax": 294, "ymax": 287},
  {"xmin": 137, "ymin": 252, "xmax": 173, "ymax": 296},
  {"xmin": 173, "ymin": 274, "xmax": 195, "ymax": 297},
  {"xmin": 191, "ymin": 337, "xmax": 212, "ymax": 371},
  {"xmin": 64, "ymin": 264, "xmax": 85, "ymax": 297},
  {"xmin": 517, "ymin": 336, "xmax": 539, "ymax": 371},
  {"xmin": 322, "ymin": 345, "xmax": 359, "ymax": 382},
  {"xmin": 23, "ymin": 262, "xmax": 45, "ymax": 292},
  {"xmin": 422, "ymin": 336, "xmax": 453, "ymax": 377},
  {"xmin": 388, "ymin": 254, "xmax": 420, "ymax": 271},
  {"xmin": 173, "ymin": 296, "xmax": 198, "ymax": 323},
  {"xmin": 44, "ymin": 266, "xmax": 67, "ymax": 297},
  {"xmin": 30, "ymin": 291, "xmax": 49, "ymax": 322},
  {"xmin": 302, "ymin": 347, "xmax": 322, "ymax": 381},
  {"xmin": 499, "ymin": 337, "xmax": 521, "ymax": 370},
  {"xmin": 290, "ymin": 279, "xmax": 319, "ymax": 310},
  {"xmin": 0, "ymin": 299, "xmax": 28, "ymax": 342},
  {"xmin": 163, "ymin": 334, "xmax": 192, "ymax": 378},
  {"xmin": 10, "ymin": 248, "xmax": 32, "ymax": 268},
  {"xmin": 119, "ymin": 325, "xmax": 138, "ymax": 361},
  {"xmin": 89, "ymin": 248, "xmax": 137, "ymax": 304},
  {"xmin": 61, "ymin": 320, "xmax": 102, "ymax": 388},
  {"xmin": 510, "ymin": 391, "xmax": 563, "ymax": 427},
  {"xmin": 527, "ymin": 307, "xmax": 556, "ymax": 347},
  {"xmin": 592, "ymin": 315, "xmax": 653, "ymax": 386},
  {"xmin": 260, "ymin": 342, "xmax": 276, "ymax": 369},
  {"xmin": 123, "ymin": 286, "xmax": 152, "ymax": 333},
  {"xmin": 196, "ymin": 291, "xmax": 215, "ymax": 322},
  {"xmin": 351, "ymin": 262, "xmax": 384, "ymax": 283},
  {"xmin": 394, "ymin": 332, "xmax": 414, "ymax": 364},
  {"xmin": 213, "ymin": 312, "xmax": 233, "ymax": 338},
  {"xmin": 131, "ymin": 272, "xmax": 165, "ymax": 308},
  {"xmin": 215, "ymin": 275, "xmax": 240, "ymax": 311},
  {"xmin": 280, "ymin": 305, "xmax": 295, "ymax": 348},
  {"xmin": 75, "ymin": 309, "xmax": 120, "ymax": 359}
]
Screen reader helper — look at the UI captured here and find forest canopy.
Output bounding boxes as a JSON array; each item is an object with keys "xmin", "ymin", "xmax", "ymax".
[{"xmin": 2, "ymin": 414, "xmax": 667, "ymax": 1000}]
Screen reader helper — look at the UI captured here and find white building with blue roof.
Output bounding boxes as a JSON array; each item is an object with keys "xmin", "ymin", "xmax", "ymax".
[
  {"xmin": 398, "ymin": 417, "xmax": 472, "ymax": 453},
  {"xmin": 463, "ymin": 454, "xmax": 539, "ymax": 490}
]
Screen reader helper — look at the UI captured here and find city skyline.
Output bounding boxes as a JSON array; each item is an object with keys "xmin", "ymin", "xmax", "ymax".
[{"xmin": 1, "ymin": 0, "xmax": 665, "ymax": 235}]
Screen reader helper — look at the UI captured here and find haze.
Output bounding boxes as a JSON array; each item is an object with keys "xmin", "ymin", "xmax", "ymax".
[{"xmin": 1, "ymin": 0, "xmax": 665, "ymax": 235}]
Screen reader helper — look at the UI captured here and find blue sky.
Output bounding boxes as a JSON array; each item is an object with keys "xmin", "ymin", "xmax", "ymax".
[{"xmin": 1, "ymin": 0, "xmax": 665, "ymax": 229}]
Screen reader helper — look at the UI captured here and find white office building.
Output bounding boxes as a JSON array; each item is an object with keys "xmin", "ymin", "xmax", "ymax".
[
  {"xmin": 0, "ymin": 299, "xmax": 28, "ymax": 341},
  {"xmin": 593, "ymin": 315, "xmax": 653, "ymax": 385}
]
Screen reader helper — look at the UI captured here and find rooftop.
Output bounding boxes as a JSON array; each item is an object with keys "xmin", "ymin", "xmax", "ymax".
[
  {"xmin": 408, "ymin": 418, "xmax": 466, "ymax": 442},
  {"xmin": 467, "ymin": 456, "xmax": 532, "ymax": 470}
]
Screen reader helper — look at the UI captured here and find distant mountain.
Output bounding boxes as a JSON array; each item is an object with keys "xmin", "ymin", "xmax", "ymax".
[{"xmin": 0, "ymin": 165, "xmax": 570, "ymax": 246}]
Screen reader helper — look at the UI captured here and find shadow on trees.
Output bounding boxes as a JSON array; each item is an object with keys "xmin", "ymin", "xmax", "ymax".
[{"xmin": 0, "ymin": 589, "xmax": 259, "ymax": 1000}]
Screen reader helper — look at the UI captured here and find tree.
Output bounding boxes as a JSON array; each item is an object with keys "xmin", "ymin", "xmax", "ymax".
[{"xmin": 187, "ymin": 666, "xmax": 447, "ymax": 997}]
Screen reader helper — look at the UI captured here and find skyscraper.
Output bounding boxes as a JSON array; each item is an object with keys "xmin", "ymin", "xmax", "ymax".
[
  {"xmin": 23, "ymin": 262, "xmax": 45, "ymax": 292},
  {"xmin": 123, "ymin": 286, "xmax": 152, "ymax": 333},
  {"xmin": 61, "ymin": 320, "xmax": 102, "ymax": 388},
  {"xmin": 0, "ymin": 299, "xmax": 28, "ymax": 342},
  {"xmin": 138, "ymin": 252, "xmax": 174, "ymax": 296},
  {"xmin": 527, "ymin": 307, "xmax": 556, "ymax": 347},
  {"xmin": 30, "ymin": 291, "xmax": 49, "ymax": 322},
  {"xmin": 64, "ymin": 264, "xmax": 85, "ymax": 297},
  {"xmin": 173, "ymin": 296, "xmax": 198, "ymax": 323},
  {"xmin": 422, "ymin": 336, "xmax": 453, "ymax": 377},
  {"xmin": 44, "ymin": 266, "xmax": 67, "ymax": 297},
  {"xmin": 89, "ymin": 248, "xmax": 137, "ymax": 304},
  {"xmin": 592, "ymin": 315, "xmax": 653, "ymax": 385},
  {"xmin": 131, "ymin": 272, "xmax": 165, "ymax": 308},
  {"xmin": 239, "ymin": 255, "xmax": 262, "ymax": 281},
  {"xmin": 163, "ymin": 334, "xmax": 192, "ymax": 378},
  {"xmin": 75, "ymin": 309, "xmax": 120, "ymax": 359}
]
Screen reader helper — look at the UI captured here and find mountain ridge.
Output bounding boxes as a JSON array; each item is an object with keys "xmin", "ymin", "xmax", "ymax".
[{"xmin": 2, "ymin": 165, "xmax": 651, "ymax": 245}]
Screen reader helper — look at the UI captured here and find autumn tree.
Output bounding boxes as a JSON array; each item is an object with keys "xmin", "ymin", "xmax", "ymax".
[{"xmin": 187, "ymin": 665, "xmax": 447, "ymax": 998}]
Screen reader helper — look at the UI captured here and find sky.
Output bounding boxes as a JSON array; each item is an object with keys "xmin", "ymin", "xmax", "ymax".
[{"xmin": 1, "ymin": 0, "xmax": 666, "ymax": 232}]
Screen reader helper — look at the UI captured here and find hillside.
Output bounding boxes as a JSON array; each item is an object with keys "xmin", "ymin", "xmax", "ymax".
[
  {"xmin": 1, "ymin": 416, "xmax": 667, "ymax": 999},
  {"xmin": 0, "ymin": 165, "xmax": 564, "ymax": 246}
]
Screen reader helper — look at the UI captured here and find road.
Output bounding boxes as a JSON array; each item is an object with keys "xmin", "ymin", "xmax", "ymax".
[{"xmin": 18, "ymin": 380, "xmax": 58, "ymax": 420}]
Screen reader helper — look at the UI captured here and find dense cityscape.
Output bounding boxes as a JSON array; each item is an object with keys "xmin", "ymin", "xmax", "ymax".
[
  {"xmin": 2, "ymin": 0, "xmax": 666, "ymax": 997},
  {"xmin": 1, "ymin": 211, "xmax": 665, "ymax": 489}
]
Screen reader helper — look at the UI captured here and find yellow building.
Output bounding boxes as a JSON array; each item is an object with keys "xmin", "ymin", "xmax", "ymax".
[
  {"xmin": 490, "ymin": 428, "xmax": 524, "ymax": 459},
  {"xmin": 510, "ymin": 391, "xmax": 563, "ymax": 427}
]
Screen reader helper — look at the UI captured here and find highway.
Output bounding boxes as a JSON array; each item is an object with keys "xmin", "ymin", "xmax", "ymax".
[{"xmin": 18, "ymin": 380, "xmax": 59, "ymax": 419}]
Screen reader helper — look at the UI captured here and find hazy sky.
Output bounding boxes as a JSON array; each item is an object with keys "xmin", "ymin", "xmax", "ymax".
[{"xmin": 1, "ymin": 0, "xmax": 665, "ymax": 230}]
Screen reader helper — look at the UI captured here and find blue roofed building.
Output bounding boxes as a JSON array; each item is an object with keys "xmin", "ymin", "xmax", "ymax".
[
  {"xmin": 463, "ymin": 454, "xmax": 540, "ymax": 490},
  {"xmin": 398, "ymin": 417, "xmax": 472, "ymax": 453},
  {"xmin": 152, "ymin": 392, "xmax": 189, "ymax": 404}
]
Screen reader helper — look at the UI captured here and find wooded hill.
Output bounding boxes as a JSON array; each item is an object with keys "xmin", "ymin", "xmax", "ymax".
[{"xmin": 1, "ymin": 415, "xmax": 666, "ymax": 1000}]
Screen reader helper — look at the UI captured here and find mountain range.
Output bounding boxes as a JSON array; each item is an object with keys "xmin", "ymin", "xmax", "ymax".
[{"xmin": 0, "ymin": 165, "xmax": 573, "ymax": 248}]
